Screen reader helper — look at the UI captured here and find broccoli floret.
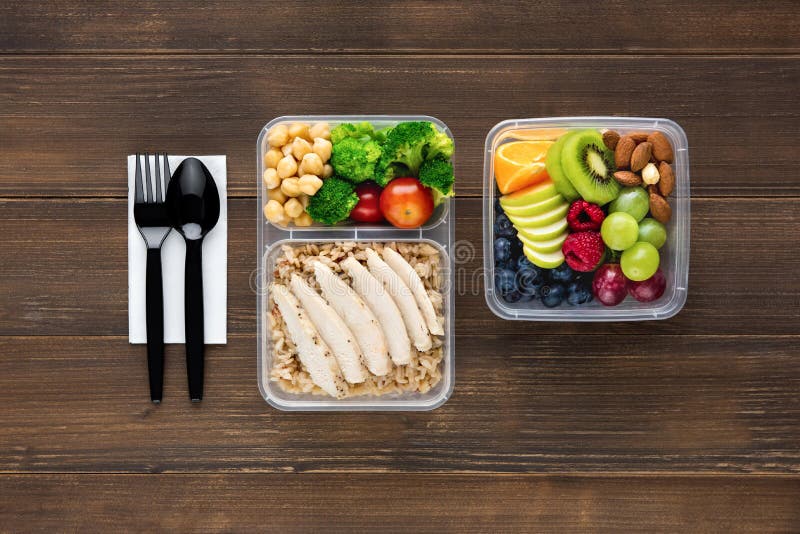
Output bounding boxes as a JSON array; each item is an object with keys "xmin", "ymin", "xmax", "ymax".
[
  {"xmin": 331, "ymin": 137, "xmax": 382, "ymax": 183},
  {"xmin": 305, "ymin": 177, "xmax": 358, "ymax": 225},
  {"xmin": 419, "ymin": 157, "xmax": 454, "ymax": 206},
  {"xmin": 330, "ymin": 122, "xmax": 377, "ymax": 144},
  {"xmin": 375, "ymin": 121, "xmax": 454, "ymax": 185}
]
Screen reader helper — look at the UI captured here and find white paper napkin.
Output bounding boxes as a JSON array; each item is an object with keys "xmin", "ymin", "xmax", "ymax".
[{"xmin": 128, "ymin": 155, "xmax": 227, "ymax": 344}]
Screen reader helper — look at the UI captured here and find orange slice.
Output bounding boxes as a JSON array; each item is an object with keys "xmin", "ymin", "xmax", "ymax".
[{"xmin": 494, "ymin": 140, "xmax": 553, "ymax": 194}]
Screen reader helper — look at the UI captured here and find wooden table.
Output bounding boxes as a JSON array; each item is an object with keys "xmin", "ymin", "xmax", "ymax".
[{"xmin": 1, "ymin": 2, "xmax": 798, "ymax": 531}]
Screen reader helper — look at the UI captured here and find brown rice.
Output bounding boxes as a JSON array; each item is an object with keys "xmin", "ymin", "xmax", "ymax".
[{"xmin": 267, "ymin": 241, "xmax": 445, "ymax": 398}]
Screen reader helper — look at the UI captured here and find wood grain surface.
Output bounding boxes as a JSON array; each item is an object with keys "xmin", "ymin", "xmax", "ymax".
[{"xmin": 1, "ymin": 1, "xmax": 798, "ymax": 531}]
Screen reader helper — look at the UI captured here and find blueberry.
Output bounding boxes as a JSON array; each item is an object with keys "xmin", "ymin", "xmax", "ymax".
[
  {"xmin": 494, "ymin": 212, "xmax": 516, "ymax": 238},
  {"xmin": 566, "ymin": 281, "xmax": 593, "ymax": 306},
  {"xmin": 502, "ymin": 290, "xmax": 522, "ymax": 303},
  {"xmin": 517, "ymin": 265, "xmax": 543, "ymax": 297},
  {"xmin": 516, "ymin": 256, "xmax": 534, "ymax": 270},
  {"xmin": 518, "ymin": 291, "xmax": 536, "ymax": 302},
  {"xmin": 494, "ymin": 268, "xmax": 517, "ymax": 296},
  {"xmin": 494, "ymin": 197, "xmax": 503, "ymax": 213},
  {"xmin": 494, "ymin": 237, "xmax": 512, "ymax": 263},
  {"xmin": 540, "ymin": 284, "xmax": 566, "ymax": 308},
  {"xmin": 549, "ymin": 263, "xmax": 575, "ymax": 284}
]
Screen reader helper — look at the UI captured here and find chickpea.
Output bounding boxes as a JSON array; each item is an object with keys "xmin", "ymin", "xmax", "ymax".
[
  {"xmin": 263, "ymin": 200, "xmax": 285, "ymax": 224},
  {"xmin": 291, "ymin": 137, "xmax": 312, "ymax": 160},
  {"xmin": 312, "ymin": 138, "xmax": 332, "ymax": 162},
  {"xmin": 284, "ymin": 197, "xmax": 304, "ymax": 218},
  {"xmin": 276, "ymin": 155, "xmax": 298, "ymax": 179},
  {"xmin": 322, "ymin": 163, "xmax": 334, "ymax": 178},
  {"xmin": 288, "ymin": 123, "xmax": 311, "ymax": 142},
  {"xmin": 297, "ymin": 193, "xmax": 310, "ymax": 208},
  {"xmin": 298, "ymin": 152, "xmax": 324, "ymax": 176},
  {"xmin": 309, "ymin": 122, "xmax": 330, "ymax": 141},
  {"xmin": 264, "ymin": 148, "xmax": 282, "ymax": 169},
  {"xmin": 294, "ymin": 212, "xmax": 313, "ymax": 227},
  {"xmin": 298, "ymin": 174, "xmax": 323, "ymax": 196},
  {"xmin": 262, "ymin": 168, "xmax": 280, "ymax": 189},
  {"xmin": 281, "ymin": 143, "xmax": 293, "ymax": 157},
  {"xmin": 267, "ymin": 124, "xmax": 289, "ymax": 147},
  {"xmin": 280, "ymin": 177, "xmax": 301, "ymax": 197},
  {"xmin": 267, "ymin": 187, "xmax": 288, "ymax": 203}
]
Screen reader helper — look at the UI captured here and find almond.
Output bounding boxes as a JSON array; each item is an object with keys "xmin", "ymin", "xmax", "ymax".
[
  {"xmin": 614, "ymin": 135, "xmax": 635, "ymax": 170},
  {"xmin": 602, "ymin": 130, "xmax": 620, "ymax": 150},
  {"xmin": 657, "ymin": 162, "xmax": 675, "ymax": 196},
  {"xmin": 613, "ymin": 170, "xmax": 642, "ymax": 186},
  {"xmin": 630, "ymin": 141, "xmax": 652, "ymax": 172},
  {"xmin": 649, "ymin": 192, "xmax": 672, "ymax": 223},
  {"xmin": 630, "ymin": 131, "xmax": 650, "ymax": 143},
  {"xmin": 648, "ymin": 132, "xmax": 674, "ymax": 163}
]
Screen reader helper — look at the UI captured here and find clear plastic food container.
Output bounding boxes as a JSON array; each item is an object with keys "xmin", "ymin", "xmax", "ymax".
[
  {"xmin": 483, "ymin": 117, "xmax": 690, "ymax": 321},
  {"xmin": 257, "ymin": 115, "xmax": 455, "ymax": 410}
]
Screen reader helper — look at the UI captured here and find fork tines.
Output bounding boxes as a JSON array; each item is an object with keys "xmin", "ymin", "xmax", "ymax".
[{"xmin": 135, "ymin": 153, "xmax": 171, "ymax": 204}]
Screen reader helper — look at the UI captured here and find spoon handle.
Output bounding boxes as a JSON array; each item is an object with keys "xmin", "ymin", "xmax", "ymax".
[{"xmin": 184, "ymin": 239, "xmax": 205, "ymax": 401}]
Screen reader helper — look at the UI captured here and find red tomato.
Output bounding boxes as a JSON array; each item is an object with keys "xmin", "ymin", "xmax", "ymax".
[
  {"xmin": 350, "ymin": 182, "xmax": 385, "ymax": 223},
  {"xmin": 379, "ymin": 177, "xmax": 434, "ymax": 229}
]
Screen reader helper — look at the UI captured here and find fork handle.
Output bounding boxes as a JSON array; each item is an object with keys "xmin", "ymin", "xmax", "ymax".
[
  {"xmin": 145, "ymin": 248, "xmax": 165, "ymax": 403},
  {"xmin": 184, "ymin": 239, "xmax": 205, "ymax": 402}
]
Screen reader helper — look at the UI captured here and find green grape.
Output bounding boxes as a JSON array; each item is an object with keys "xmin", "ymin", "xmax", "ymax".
[
  {"xmin": 620, "ymin": 242, "xmax": 660, "ymax": 281},
  {"xmin": 601, "ymin": 211, "xmax": 639, "ymax": 251},
  {"xmin": 609, "ymin": 187, "xmax": 649, "ymax": 222},
  {"xmin": 638, "ymin": 218, "xmax": 667, "ymax": 249}
]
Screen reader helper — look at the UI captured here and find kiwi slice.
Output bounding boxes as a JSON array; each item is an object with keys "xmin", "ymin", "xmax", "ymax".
[
  {"xmin": 560, "ymin": 129, "xmax": 621, "ymax": 206},
  {"xmin": 545, "ymin": 133, "xmax": 580, "ymax": 201}
]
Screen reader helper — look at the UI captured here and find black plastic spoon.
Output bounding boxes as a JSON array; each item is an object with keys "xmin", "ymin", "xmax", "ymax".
[{"xmin": 166, "ymin": 157, "xmax": 220, "ymax": 402}]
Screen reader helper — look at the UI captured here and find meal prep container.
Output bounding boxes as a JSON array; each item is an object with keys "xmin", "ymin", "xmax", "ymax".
[
  {"xmin": 483, "ymin": 117, "xmax": 690, "ymax": 321},
  {"xmin": 257, "ymin": 115, "xmax": 455, "ymax": 410}
]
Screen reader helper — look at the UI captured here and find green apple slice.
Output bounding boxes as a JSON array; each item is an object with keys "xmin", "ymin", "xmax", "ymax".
[
  {"xmin": 524, "ymin": 246, "xmax": 565, "ymax": 269},
  {"xmin": 516, "ymin": 218, "xmax": 568, "ymax": 241},
  {"xmin": 499, "ymin": 194, "xmax": 564, "ymax": 217},
  {"xmin": 499, "ymin": 181, "xmax": 558, "ymax": 208},
  {"xmin": 517, "ymin": 232, "xmax": 567, "ymax": 254},
  {"xmin": 507, "ymin": 202, "xmax": 568, "ymax": 228}
]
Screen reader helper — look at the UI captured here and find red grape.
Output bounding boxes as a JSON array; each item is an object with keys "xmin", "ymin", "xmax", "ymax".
[
  {"xmin": 592, "ymin": 264, "xmax": 627, "ymax": 306},
  {"xmin": 627, "ymin": 268, "xmax": 667, "ymax": 303}
]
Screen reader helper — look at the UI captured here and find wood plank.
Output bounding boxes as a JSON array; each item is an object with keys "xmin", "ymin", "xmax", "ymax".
[
  {"xmin": 1, "ymin": 474, "xmax": 799, "ymax": 532},
  {"xmin": 1, "ymin": 56, "xmax": 798, "ymax": 197},
  {"xmin": 0, "ymin": 197, "xmax": 797, "ymax": 336},
  {"xmin": 2, "ymin": 1, "xmax": 799, "ymax": 54},
  {"xmin": 0, "ymin": 334, "xmax": 798, "ymax": 473}
]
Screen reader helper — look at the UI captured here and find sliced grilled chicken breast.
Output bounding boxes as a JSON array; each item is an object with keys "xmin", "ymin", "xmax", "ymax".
[
  {"xmin": 289, "ymin": 274, "xmax": 367, "ymax": 384},
  {"xmin": 365, "ymin": 248, "xmax": 432, "ymax": 352},
  {"xmin": 271, "ymin": 284, "xmax": 347, "ymax": 398},
  {"xmin": 313, "ymin": 262, "xmax": 392, "ymax": 377},
  {"xmin": 340, "ymin": 256, "xmax": 412, "ymax": 365},
  {"xmin": 382, "ymin": 246, "xmax": 444, "ymax": 336}
]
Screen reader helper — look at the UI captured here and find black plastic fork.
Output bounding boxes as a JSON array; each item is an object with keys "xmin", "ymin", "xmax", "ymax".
[{"xmin": 133, "ymin": 153, "xmax": 172, "ymax": 403}]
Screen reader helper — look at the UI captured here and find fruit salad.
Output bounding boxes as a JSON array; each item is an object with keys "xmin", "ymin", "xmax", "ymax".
[{"xmin": 491, "ymin": 126, "xmax": 678, "ymax": 309}]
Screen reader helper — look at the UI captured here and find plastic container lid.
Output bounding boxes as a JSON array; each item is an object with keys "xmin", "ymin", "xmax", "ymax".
[{"xmin": 483, "ymin": 117, "xmax": 690, "ymax": 321}]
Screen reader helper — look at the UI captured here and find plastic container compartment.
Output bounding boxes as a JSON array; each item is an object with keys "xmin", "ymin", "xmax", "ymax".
[
  {"xmin": 257, "ymin": 115, "xmax": 455, "ymax": 410},
  {"xmin": 483, "ymin": 117, "xmax": 690, "ymax": 321}
]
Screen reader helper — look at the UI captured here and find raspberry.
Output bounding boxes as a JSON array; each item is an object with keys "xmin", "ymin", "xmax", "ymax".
[
  {"xmin": 567, "ymin": 200, "xmax": 605, "ymax": 232},
  {"xmin": 562, "ymin": 231, "xmax": 605, "ymax": 272}
]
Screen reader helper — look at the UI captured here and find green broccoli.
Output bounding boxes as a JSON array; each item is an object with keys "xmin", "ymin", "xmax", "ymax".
[
  {"xmin": 305, "ymin": 177, "xmax": 359, "ymax": 225},
  {"xmin": 375, "ymin": 121, "xmax": 454, "ymax": 186},
  {"xmin": 418, "ymin": 157, "xmax": 455, "ymax": 206},
  {"xmin": 330, "ymin": 137, "xmax": 382, "ymax": 183},
  {"xmin": 330, "ymin": 122, "xmax": 377, "ymax": 144}
]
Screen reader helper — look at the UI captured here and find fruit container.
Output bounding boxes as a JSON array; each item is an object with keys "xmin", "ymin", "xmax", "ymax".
[
  {"xmin": 483, "ymin": 117, "xmax": 690, "ymax": 321},
  {"xmin": 257, "ymin": 115, "xmax": 455, "ymax": 410}
]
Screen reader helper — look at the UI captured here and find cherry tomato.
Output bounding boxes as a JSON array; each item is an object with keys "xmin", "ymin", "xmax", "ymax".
[
  {"xmin": 379, "ymin": 177, "xmax": 434, "ymax": 229},
  {"xmin": 350, "ymin": 182, "xmax": 385, "ymax": 223}
]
